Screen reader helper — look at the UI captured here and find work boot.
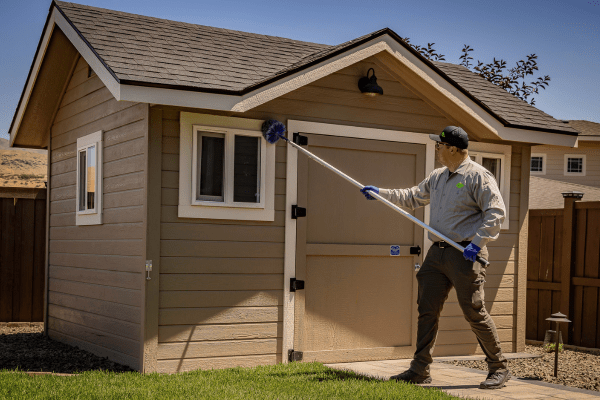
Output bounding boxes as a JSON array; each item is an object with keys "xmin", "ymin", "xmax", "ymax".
[
  {"xmin": 389, "ymin": 369, "xmax": 432, "ymax": 384},
  {"xmin": 479, "ymin": 369, "xmax": 510, "ymax": 389}
]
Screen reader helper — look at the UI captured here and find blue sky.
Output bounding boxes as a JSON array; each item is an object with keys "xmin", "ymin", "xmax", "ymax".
[{"xmin": 1, "ymin": 0, "xmax": 599, "ymax": 141}]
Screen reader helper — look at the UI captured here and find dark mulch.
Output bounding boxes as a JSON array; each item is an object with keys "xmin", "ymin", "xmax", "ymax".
[
  {"xmin": 0, "ymin": 324, "xmax": 134, "ymax": 374},
  {"xmin": 441, "ymin": 345, "xmax": 600, "ymax": 392}
]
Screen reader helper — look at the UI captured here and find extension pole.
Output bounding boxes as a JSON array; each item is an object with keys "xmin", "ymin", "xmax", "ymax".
[{"xmin": 285, "ymin": 134, "xmax": 489, "ymax": 266}]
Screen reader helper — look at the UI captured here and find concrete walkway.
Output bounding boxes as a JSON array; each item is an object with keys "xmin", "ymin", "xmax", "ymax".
[{"xmin": 325, "ymin": 355, "xmax": 600, "ymax": 400}]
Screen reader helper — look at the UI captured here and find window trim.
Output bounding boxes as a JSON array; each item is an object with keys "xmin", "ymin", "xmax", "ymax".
[
  {"xmin": 191, "ymin": 126, "xmax": 267, "ymax": 209},
  {"xmin": 468, "ymin": 142, "xmax": 511, "ymax": 230},
  {"xmin": 76, "ymin": 130, "xmax": 103, "ymax": 226},
  {"xmin": 530, "ymin": 153, "xmax": 547, "ymax": 175},
  {"xmin": 179, "ymin": 112, "xmax": 275, "ymax": 221},
  {"xmin": 564, "ymin": 154, "xmax": 586, "ymax": 176}
]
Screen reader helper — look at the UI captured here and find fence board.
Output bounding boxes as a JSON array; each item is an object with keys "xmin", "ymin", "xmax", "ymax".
[
  {"xmin": 0, "ymin": 188, "xmax": 46, "ymax": 322},
  {"xmin": 528, "ymin": 199, "xmax": 600, "ymax": 348}
]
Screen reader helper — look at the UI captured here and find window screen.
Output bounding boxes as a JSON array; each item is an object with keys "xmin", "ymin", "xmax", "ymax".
[
  {"xmin": 233, "ymin": 135, "xmax": 260, "ymax": 203},
  {"xmin": 482, "ymin": 157, "xmax": 501, "ymax": 184},
  {"xmin": 78, "ymin": 150, "xmax": 87, "ymax": 211},
  {"xmin": 567, "ymin": 157, "xmax": 583, "ymax": 173},
  {"xmin": 531, "ymin": 156, "xmax": 543, "ymax": 172},
  {"xmin": 198, "ymin": 133, "xmax": 225, "ymax": 201}
]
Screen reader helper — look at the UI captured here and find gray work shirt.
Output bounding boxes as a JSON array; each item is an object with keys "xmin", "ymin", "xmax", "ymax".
[{"xmin": 379, "ymin": 157, "xmax": 506, "ymax": 248}]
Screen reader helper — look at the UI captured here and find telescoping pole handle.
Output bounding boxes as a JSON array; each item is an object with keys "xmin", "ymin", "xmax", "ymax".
[{"xmin": 286, "ymin": 135, "xmax": 490, "ymax": 267}]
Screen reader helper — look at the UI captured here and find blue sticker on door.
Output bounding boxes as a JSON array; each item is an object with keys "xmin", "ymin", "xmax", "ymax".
[{"xmin": 390, "ymin": 245, "xmax": 400, "ymax": 256}]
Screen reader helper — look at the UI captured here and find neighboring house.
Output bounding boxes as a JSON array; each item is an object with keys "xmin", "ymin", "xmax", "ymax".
[
  {"xmin": 529, "ymin": 176, "xmax": 600, "ymax": 209},
  {"xmin": 9, "ymin": 1, "xmax": 578, "ymax": 373},
  {"xmin": 531, "ymin": 120, "xmax": 600, "ymax": 187}
]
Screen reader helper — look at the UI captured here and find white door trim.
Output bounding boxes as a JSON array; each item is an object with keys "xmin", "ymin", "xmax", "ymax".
[{"xmin": 282, "ymin": 120, "xmax": 434, "ymax": 361}]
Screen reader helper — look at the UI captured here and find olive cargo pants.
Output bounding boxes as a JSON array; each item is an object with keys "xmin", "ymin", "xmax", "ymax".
[{"xmin": 409, "ymin": 244, "xmax": 507, "ymax": 376}]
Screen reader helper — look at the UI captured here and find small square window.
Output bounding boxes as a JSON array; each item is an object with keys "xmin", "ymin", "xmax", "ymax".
[
  {"xmin": 531, "ymin": 157, "xmax": 543, "ymax": 172},
  {"xmin": 567, "ymin": 158, "xmax": 583, "ymax": 173},
  {"xmin": 76, "ymin": 131, "xmax": 103, "ymax": 225},
  {"xmin": 564, "ymin": 154, "xmax": 586, "ymax": 176}
]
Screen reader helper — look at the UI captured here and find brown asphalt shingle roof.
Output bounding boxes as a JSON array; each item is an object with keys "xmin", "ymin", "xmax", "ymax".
[
  {"xmin": 54, "ymin": 1, "xmax": 577, "ymax": 135},
  {"xmin": 566, "ymin": 120, "xmax": 600, "ymax": 137},
  {"xmin": 529, "ymin": 176, "xmax": 600, "ymax": 209}
]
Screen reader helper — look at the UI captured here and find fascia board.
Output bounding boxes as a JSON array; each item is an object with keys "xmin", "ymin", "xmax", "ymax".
[
  {"xmin": 9, "ymin": 6, "xmax": 120, "ymax": 147},
  {"xmin": 53, "ymin": 7, "xmax": 120, "ymax": 100},
  {"xmin": 10, "ymin": 9, "xmax": 56, "ymax": 146},
  {"xmin": 380, "ymin": 37, "xmax": 577, "ymax": 147}
]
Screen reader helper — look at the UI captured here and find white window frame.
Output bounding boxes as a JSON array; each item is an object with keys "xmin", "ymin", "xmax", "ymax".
[
  {"xmin": 468, "ymin": 142, "xmax": 512, "ymax": 230},
  {"xmin": 564, "ymin": 154, "xmax": 586, "ymax": 176},
  {"xmin": 530, "ymin": 153, "xmax": 546, "ymax": 175},
  {"xmin": 76, "ymin": 130, "xmax": 103, "ymax": 226},
  {"xmin": 191, "ymin": 126, "xmax": 266, "ymax": 208},
  {"xmin": 179, "ymin": 112, "xmax": 275, "ymax": 221}
]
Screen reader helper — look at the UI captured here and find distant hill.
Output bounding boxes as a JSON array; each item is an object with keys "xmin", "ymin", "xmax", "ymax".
[{"xmin": 0, "ymin": 138, "xmax": 48, "ymax": 188}]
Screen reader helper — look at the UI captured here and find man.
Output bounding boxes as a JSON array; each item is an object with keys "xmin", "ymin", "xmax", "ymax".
[{"xmin": 360, "ymin": 126, "xmax": 510, "ymax": 390}]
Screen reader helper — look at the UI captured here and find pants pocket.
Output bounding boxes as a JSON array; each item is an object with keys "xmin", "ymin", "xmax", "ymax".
[{"xmin": 472, "ymin": 278, "xmax": 485, "ymax": 310}]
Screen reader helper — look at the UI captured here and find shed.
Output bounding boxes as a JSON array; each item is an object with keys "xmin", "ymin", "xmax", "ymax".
[{"xmin": 9, "ymin": 1, "xmax": 578, "ymax": 373}]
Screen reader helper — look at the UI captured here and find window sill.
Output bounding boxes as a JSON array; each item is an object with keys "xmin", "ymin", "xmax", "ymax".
[{"xmin": 178, "ymin": 204, "xmax": 275, "ymax": 221}]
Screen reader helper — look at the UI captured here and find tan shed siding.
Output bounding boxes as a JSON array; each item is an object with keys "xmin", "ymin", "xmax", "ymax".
[
  {"xmin": 531, "ymin": 143, "xmax": 600, "ymax": 187},
  {"xmin": 47, "ymin": 56, "xmax": 146, "ymax": 370},
  {"xmin": 437, "ymin": 146, "xmax": 522, "ymax": 355},
  {"xmin": 156, "ymin": 107, "xmax": 285, "ymax": 373}
]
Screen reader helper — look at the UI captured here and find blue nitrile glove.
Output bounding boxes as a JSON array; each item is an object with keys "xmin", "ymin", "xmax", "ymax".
[
  {"xmin": 463, "ymin": 242, "xmax": 481, "ymax": 262},
  {"xmin": 360, "ymin": 185, "xmax": 379, "ymax": 200}
]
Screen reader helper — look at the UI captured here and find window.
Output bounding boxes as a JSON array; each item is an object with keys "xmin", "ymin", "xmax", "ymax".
[
  {"xmin": 468, "ymin": 143, "xmax": 511, "ymax": 230},
  {"xmin": 76, "ymin": 130, "xmax": 103, "ymax": 225},
  {"xmin": 530, "ymin": 153, "xmax": 546, "ymax": 175},
  {"xmin": 192, "ymin": 128, "xmax": 265, "ymax": 207},
  {"xmin": 470, "ymin": 152, "xmax": 504, "ymax": 188},
  {"xmin": 179, "ymin": 113, "xmax": 276, "ymax": 221},
  {"xmin": 564, "ymin": 154, "xmax": 586, "ymax": 176}
]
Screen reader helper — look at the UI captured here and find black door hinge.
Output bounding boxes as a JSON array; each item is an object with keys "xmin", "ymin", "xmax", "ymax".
[
  {"xmin": 288, "ymin": 349, "xmax": 303, "ymax": 362},
  {"xmin": 410, "ymin": 246, "xmax": 421, "ymax": 256},
  {"xmin": 291, "ymin": 205, "xmax": 306, "ymax": 219},
  {"xmin": 290, "ymin": 278, "xmax": 305, "ymax": 292},
  {"xmin": 293, "ymin": 132, "xmax": 308, "ymax": 145}
]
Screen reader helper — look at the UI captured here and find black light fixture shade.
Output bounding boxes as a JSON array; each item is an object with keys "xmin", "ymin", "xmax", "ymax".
[{"xmin": 358, "ymin": 68, "xmax": 383, "ymax": 96}]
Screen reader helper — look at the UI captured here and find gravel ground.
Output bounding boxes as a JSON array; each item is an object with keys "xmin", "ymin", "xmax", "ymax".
[
  {"xmin": 0, "ymin": 323, "xmax": 133, "ymax": 373},
  {"xmin": 442, "ymin": 345, "xmax": 600, "ymax": 392},
  {"xmin": 3, "ymin": 323, "xmax": 600, "ymax": 393}
]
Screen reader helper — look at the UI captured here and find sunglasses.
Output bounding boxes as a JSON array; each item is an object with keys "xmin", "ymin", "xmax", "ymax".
[{"xmin": 435, "ymin": 142, "xmax": 452, "ymax": 149}]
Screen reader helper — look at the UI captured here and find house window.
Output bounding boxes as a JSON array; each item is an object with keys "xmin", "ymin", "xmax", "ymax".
[
  {"xmin": 530, "ymin": 153, "xmax": 546, "ymax": 175},
  {"xmin": 564, "ymin": 154, "xmax": 586, "ymax": 176},
  {"xmin": 180, "ymin": 113, "xmax": 276, "ymax": 221},
  {"xmin": 76, "ymin": 130, "xmax": 103, "ymax": 226}
]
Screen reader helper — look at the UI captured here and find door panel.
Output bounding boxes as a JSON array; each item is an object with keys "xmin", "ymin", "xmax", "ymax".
[{"xmin": 294, "ymin": 133, "xmax": 426, "ymax": 363}]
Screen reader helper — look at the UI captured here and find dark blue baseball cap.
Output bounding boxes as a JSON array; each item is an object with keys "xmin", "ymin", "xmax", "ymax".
[{"xmin": 429, "ymin": 126, "xmax": 469, "ymax": 149}]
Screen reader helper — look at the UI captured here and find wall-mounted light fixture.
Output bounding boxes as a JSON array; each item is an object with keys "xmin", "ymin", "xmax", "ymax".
[{"xmin": 358, "ymin": 68, "xmax": 383, "ymax": 96}]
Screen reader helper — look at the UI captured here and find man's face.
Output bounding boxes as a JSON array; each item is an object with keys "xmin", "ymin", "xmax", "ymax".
[{"xmin": 435, "ymin": 141, "xmax": 452, "ymax": 166}]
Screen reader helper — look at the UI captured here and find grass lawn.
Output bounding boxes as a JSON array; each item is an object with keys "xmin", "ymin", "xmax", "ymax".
[{"xmin": 1, "ymin": 361, "xmax": 460, "ymax": 399}]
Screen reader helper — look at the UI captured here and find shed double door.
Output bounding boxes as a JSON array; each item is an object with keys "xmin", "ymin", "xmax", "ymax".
[{"xmin": 294, "ymin": 133, "xmax": 426, "ymax": 363}]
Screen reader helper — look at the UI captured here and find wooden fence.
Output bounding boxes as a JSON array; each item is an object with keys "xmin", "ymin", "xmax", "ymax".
[
  {"xmin": 0, "ymin": 187, "xmax": 46, "ymax": 322},
  {"xmin": 527, "ymin": 193, "xmax": 600, "ymax": 348}
]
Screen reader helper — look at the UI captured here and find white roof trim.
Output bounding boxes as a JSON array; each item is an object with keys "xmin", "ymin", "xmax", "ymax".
[
  {"xmin": 10, "ymin": 9, "xmax": 57, "ymax": 146},
  {"xmin": 9, "ymin": 6, "xmax": 121, "ymax": 146},
  {"xmin": 12, "ymin": 8, "xmax": 577, "ymax": 148}
]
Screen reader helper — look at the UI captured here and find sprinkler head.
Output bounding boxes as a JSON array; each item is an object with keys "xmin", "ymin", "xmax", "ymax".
[{"xmin": 261, "ymin": 119, "xmax": 286, "ymax": 144}]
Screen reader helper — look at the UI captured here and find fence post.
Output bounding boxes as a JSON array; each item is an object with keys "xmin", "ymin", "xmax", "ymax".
[{"xmin": 560, "ymin": 191, "xmax": 583, "ymax": 343}]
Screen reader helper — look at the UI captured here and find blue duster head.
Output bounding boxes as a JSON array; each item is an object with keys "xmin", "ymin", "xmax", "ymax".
[{"xmin": 261, "ymin": 119, "xmax": 286, "ymax": 144}]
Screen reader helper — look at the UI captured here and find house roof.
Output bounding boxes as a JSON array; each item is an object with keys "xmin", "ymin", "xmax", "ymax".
[
  {"xmin": 51, "ymin": 1, "xmax": 576, "ymax": 136},
  {"xmin": 566, "ymin": 120, "xmax": 600, "ymax": 137},
  {"xmin": 529, "ymin": 176, "xmax": 600, "ymax": 209}
]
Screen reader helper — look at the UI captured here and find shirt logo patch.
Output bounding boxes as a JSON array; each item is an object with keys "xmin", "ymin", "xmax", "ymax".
[{"xmin": 456, "ymin": 183, "xmax": 465, "ymax": 188}]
